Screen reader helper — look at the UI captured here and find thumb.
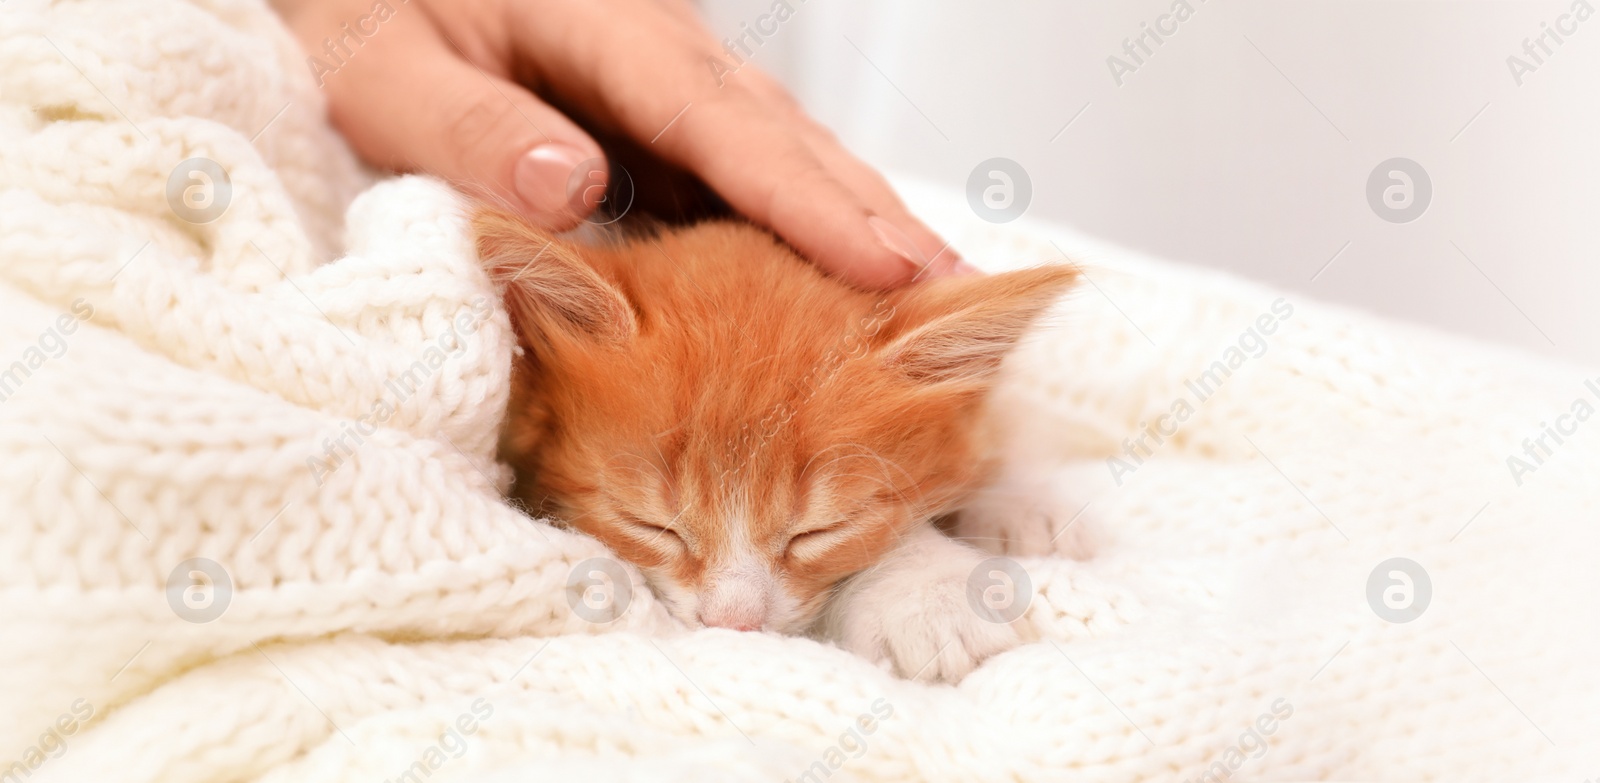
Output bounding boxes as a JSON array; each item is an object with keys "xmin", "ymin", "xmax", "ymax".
[{"xmin": 308, "ymin": 10, "xmax": 606, "ymax": 230}]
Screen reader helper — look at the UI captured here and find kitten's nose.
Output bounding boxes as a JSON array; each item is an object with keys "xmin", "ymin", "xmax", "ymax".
[{"xmin": 698, "ymin": 561, "xmax": 772, "ymax": 631}]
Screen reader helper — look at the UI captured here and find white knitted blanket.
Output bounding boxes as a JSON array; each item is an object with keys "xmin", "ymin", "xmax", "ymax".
[{"xmin": 3, "ymin": 2, "xmax": 1597, "ymax": 781}]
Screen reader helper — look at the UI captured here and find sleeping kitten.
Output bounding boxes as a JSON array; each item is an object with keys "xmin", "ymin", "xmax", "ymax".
[{"xmin": 474, "ymin": 208, "xmax": 1074, "ymax": 682}]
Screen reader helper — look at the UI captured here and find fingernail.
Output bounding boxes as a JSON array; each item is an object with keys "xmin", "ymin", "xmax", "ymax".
[
  {"xmin": 515, "ymin": 143, "xmax": 590, "ymax": 216},
  {"xmin": 867, "ymin": 215, "xmax": 926, "ymax": 270},
  {"xmin": 950, "ymin": 260, "xmax": 983, "ymax": 276}
]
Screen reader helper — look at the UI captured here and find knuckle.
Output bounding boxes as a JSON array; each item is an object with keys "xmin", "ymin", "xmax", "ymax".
[
  {"xmin": 439, "ymin": 93, "xmax": 521, "ymax": 152},
  {"xmin": 764, "ymin": 156, "xmax": 835, "ymax": 219}
]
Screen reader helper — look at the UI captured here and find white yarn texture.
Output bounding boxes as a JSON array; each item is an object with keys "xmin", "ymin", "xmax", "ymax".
[{"xmin": 2, "ymin": 1, "xmax": 1597, "ymax": 781}]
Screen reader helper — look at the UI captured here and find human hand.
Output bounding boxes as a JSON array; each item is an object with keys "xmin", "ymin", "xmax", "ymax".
[{"xmin": 272, "ymin": 0, "xmax": 973, "ymax": 289}]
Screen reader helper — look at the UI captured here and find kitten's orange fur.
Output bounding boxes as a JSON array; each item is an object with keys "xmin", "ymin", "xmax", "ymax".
[{"xmin": 474, "ymin": 208, "xmax": 1073, "ymax": 680}]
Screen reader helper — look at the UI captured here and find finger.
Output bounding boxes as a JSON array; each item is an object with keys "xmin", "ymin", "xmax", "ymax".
[
  {"xmin": 664, "ymin": 91, "xmax": 943, "ymax": 289},
  {"xmin": 309, "ymin": 8, "xmax": 607, "ymax": 230},
  {"xmin": 502, "ymin": 6, "xmax": 940, "ymax": 289},
  {"xmin": 796, "ymin": 121, "xmax": 977, "ymax": 279},
  {"xmin": 724, "ymin": 71, "xmax": 974, "ymax": 278}
]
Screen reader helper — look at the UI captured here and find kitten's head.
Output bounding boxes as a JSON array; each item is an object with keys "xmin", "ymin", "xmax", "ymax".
[{"xmin": 474, "ymin": 208, "xmax": 1074, "ymax": 633}]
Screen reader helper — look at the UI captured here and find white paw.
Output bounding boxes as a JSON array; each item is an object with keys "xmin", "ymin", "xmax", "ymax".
[
  {"xmin": 824, "ymin": 530, "xmax": 1032, "ymax": 683},
  {"xmin": 879, "ymin": 568, "xmax": 1024, "ymax": 682},
  {"xmin": 954, "ymin": 467, "xmax": 1097, "ymax": 559}
]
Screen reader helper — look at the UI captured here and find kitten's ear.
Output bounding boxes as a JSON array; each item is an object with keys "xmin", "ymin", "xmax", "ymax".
[
  {"xmin": 881, "ymin": 265, "xmax": 1076, "ymax": 387},
  {"xmin": 473, "ymin": 207, "xmax": 637, "ymax": 346}
]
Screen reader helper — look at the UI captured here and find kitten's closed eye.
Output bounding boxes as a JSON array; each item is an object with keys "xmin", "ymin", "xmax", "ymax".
[
  {"xmin": 784, "ymin": 522, "xmax": 848, "ymax": 560},
  {"xmin": 620, "ymin": 516, "xmax": 687, "ymax": 552}
]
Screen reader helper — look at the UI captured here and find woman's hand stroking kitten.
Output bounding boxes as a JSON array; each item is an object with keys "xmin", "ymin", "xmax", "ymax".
[{"xmin": 475, "ymin": 208, "xmax": 1074, "ymax": 682}]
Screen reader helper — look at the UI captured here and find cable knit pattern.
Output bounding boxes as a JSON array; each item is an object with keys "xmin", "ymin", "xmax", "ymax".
[{"xmin": 2, "ymin": 1, "xmax": 1596, "ymax": 781}]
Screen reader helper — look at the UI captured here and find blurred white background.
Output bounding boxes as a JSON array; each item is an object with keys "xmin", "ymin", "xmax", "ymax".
[{"xmin": 699, "ymin": 0, "xmax": 1600, "ymax": 365}]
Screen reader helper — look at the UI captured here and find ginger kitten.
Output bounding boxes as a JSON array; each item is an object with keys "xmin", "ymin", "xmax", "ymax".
[{"xmin": 474, "ymin": 208, "xmax": 1074, "ymax": 681}]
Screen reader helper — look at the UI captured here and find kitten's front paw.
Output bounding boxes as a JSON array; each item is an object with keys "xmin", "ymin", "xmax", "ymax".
[{"xmin": 830, "ymin": 551, "xmax": 1030, "ymax": 683}]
